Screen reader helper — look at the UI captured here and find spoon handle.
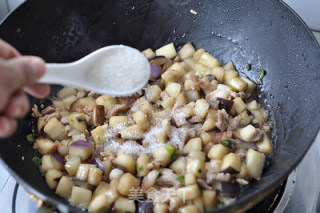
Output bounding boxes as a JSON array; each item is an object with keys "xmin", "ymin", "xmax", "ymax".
[{"xmin": 39, "ymin": 64, "xmax": 80, "ymax": 87}]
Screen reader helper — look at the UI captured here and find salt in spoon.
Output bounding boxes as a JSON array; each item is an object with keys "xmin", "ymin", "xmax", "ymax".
[{"xmin": 39, "ymin": 45, "xmax": 150, "ymax": 97}]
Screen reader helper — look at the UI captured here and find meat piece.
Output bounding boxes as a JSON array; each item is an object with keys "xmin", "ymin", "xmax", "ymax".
[
  {"xmin": 203, "ymin": 143, "xmax": 213, "ymax": 155},
  {"xmin": 31, "ymin": 104, "xmax": 42, "ymax": 117},
  {"xmin": 76, "ymin": 90, "xmax": 89, "ymax": 98},
  {"xmin": 60, "ymin": 115, "xmax": 69, "ymax": 124},
  {"xmin": 87, "ymin": 92, "xmax": 99, "ymax": 98},
  {"xmin": 227, "ymin": 116, "xmax": 242, "ymax": 131},
  {"xmin": 206, "ymin": 172, "xmax": 231, "ymax": 184},
  {"xmin": 119, "ymin": 95, "xmax": 139, "ymax": 108},
  {"xmin": 41, "ymin": 106, "xmax": 56, "ymax": 115},
  {"xmin": 141, "ymin": 170, "xmax": 159, "ymax": 192},
  {"xmin": 147, "ymin": 160, "xmax": 161, "ymax": 170},
  {"xmin": 188, "ymin": 115, "xmax": 204, "ymax": 124},
  {"xmin": 251, "ymin": 129, "xmax": 263, "ymax": 142},
  {"xmin": 156, "ymin": 169, "xmax": 181, "ymax": 188},
  {"xmin": 198, "ymin": 79, "xmax": 218, "ymax": 91},
  {"xmin": 71, "ymin": 133, "xmax": 86, "ymax": 142},
  {"xmin": 216, "ymin": 109, "xmax": 229, "ymax": 132},
  {"xmin": 230, "ymin": 91, "xmax": 246, "ymax": 99},
  {"xmin": 106, "ymin": 104, "xmax": 127, "ymax": 119},
  {"xmin": 197, "ymin": 179, "xmax": 212, "ymax": 190},
  {"xmin": 43, "ymin": 111, "xmax": 61, "ymax": 122}
]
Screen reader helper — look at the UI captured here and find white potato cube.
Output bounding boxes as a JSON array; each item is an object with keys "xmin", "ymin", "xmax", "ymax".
[
  {"xmin": 239, "ymin": 125, "xmax": 257, "ymax": 142},
  {"xmin": 178, "ymin": 42, "xmax": 196, "ymax": 60},
  {"xmin": 156, "ymin": 43, "xmax": 177, "ymax": 59},
  {"xmin": 70, "ymin": 186, "xmax": 92, "ymax": 209},
  {"xmin": 165, "ymin": 82, "xmax": 181, "ymax": 98},
  {"xmin": 246, "ymin": 149, "xmax": 265, "ymax": 179}
]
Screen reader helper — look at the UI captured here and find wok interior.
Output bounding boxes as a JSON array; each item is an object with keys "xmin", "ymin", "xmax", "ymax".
[{"xmin": 0, "ymin": 0, "xmax": 319, "ymax": 212}]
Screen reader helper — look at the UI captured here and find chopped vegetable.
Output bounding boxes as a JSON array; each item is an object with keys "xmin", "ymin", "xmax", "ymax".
[
  {"xmin": 32, "ymin": 156, "xmax": 42, "ymax": 167},
  {"xmin": 176, "ymin": 175, "xmax": 185, "ymax": 182},
  {"xmin": 138, "ymin": 166, "xmax": 144, "ymax": 172},
  {"xmin": 246, "ymin": 63, "xmax": 252, "ymax": 71},
  {"xmin": 164, "ymin": 144, "xmax": 179, "ymax": 161},
  {"xmin": 218, "ymin": 200, "xmax": 225, "ymax": 206},
  {"xmin": 258, "ymin": 69, "xmax": 265, "ymax": 84},
  {"xmin": 26, "ymin": 132, "xmax": 36, "ymax": 142},
  {"xmin": 198, "ymin": 168, "xmax": 202, "ymax": 173}
]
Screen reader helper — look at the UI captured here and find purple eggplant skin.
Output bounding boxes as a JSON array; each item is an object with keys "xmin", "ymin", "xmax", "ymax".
[
  {"xmin": 92, "ymin": 158, "xmax": 105, "ymax": 173},
  {"xmin": 220, "ymin": 167, "xmax": 239, "ymax": 174},
  {"xmin": 70, "ymin": 140, "xmax": 93, "ymax": 149},
  {"xmin": 217, "ymin": 98, "xmax": 234, "ymax": 113},
  {"xmin": 151, "ymin": 78, "xmax": 165, "ymax": 90},
  {"xmin": 220, "ymin": 181, "xmax": 241, "ymax": 197},
  {"xmin": 245, "ymin": 90, "xmax": 259, "ymax": 103},
  {"xmin": 150, "ymin": 64, "xmax": 162, "ymax": 81},
  {"xmin": 50, "ymin": 153, "xmax": 66, "ymax": 164},
  {"xmin": 138, "ymin": 201, "xmax": 154, "ymax": 213}
]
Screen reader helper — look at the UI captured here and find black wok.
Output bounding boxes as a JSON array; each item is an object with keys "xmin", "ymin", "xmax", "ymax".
[{"xmin": 0, "ymin": 0, "xmax": 319, "ymax": 212}]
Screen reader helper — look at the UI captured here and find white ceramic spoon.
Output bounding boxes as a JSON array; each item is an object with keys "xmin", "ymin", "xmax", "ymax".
[{"xmin": 39, "ymin": 45, "xmax": 150, "ymax": 97}]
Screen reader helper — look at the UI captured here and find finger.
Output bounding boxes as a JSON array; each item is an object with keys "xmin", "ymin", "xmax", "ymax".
[
  {"xmin": 3, "ymin": 90, "xmax": 29, "ymax": 119},
  {"xmin": 0, "ymin": 116, "xmax": 17, "ymax": 138},
  {"xmin": 1, "ymin": 56, "xmax": 46, "ymax": 94},
  {"xmin": 24, "ymin": 83, "xmax": 50, "ymax": 99},
  {"xmin": 0, "ymin": 39, "xmax": 20, "ymax": 59}
]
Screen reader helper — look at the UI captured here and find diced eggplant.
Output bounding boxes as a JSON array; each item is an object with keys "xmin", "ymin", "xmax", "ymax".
[
  {"xmin": 150, "ymin": 64, "xmax": 162, "ymax": 81},
  {"xmin": 69, "ymin": 140, "xmax": 94, "ymax": 161},
  {"xmin": 56, "ymin": 176, "xmax": 74, "ymax": 199},
  {"xmin": 93, "ymin": 105, "xmax": 105, "ymax": 126},
  {"xmin": 138, "ymin": 201, "xmax": 154, "ymax": 213},
  {"xmin": 151, "ymin": 78, "xmax": 165, "ymax": 90},
  {"xmin": 65, "ymin": 156, "xmax": 81, "ymax": 176},
  {"xmin": 220, "ymin": 182, "xmax": 241, "ymax": 197},
  {"xmin": 72, "ymin": 178, "xmax": 95, "ymax": 190},
  {"xmin": 68, "ymin": 113, "xmax": 87, "ymax": 132},
  {"xmin": 220, "ymin": 137, "xmax": 258, "ymax": 150},
  {"xmin": 50, "ymin": 153, "xmax": 65, "ymax": 170},
  {"xmin": 92, "ymin": 158, "xmax": 105, "ymax": 173},
  {"xmin": 70, "ymin": 97, "xmax": 96, "ymax": 111},
  {"xmin": 34, "ymin": 138, "xmax": 55, "ymax": 155},
  {"xmin": 70, "ymin": 186, "xmax": 92, "ymax": 209},
  {"xmin": 57, "ymin": 145, "xmax": 69, "ymax": 156},
  {"xmin": 44, "ymin": 118, "xmax": 68, "ymax": 141},
  {"xmin": 45, "ymin": 169, "xmax": 63, "ymax": 189},
  {"xmin": 217, "ymin": 98, "xmax": 234, "ymax": 113},
  {"xmin": 37, "ymin": 117, "xmax": 46, "ymax": 133},
  {"xmin": 246, "ymin": 149, "xmax": 265, "ymax": 179}
]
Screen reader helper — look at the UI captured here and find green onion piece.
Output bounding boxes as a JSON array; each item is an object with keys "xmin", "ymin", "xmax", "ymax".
[
  {"xmin": 161, "ymin": 79, "xmax": 165, "ymax": 85},
  {"xmin": 165, "ymin": 144, "xmax": 179, "ymax": 161},
  {"xmin": 165, "ymin": 144, "xmax": 175, "ymax": 153},
  {"xmin": 158, "ymin": 173, "xmax": 163, "ymax": 178},
  {"xmin": 176, "ymin": 175, "xmax": 185, "ymax": 182},
  {"xmin": 218, "ymin": 200, "xmax": 225, "ymax": 206},
  {"xmin": 138, "ymin": 166, "xmax": 144, "ymax": 172},
  {"xmin": 32, "ymin": 156, "xmax": 42, "ymax": 167},
  {"xmin": 26, "ymin": 132, "xmax": 36, "ymax": 142},
  {"xmin": 258, "ymin": 69, "xmax": 265, "ymax": 84},
  {"xmin": 246, "ymin": 63, "xmax": 252, "ymax": 71},
  {"xmin": 198, "ymin": 168, "xmax": 202, "ymax": 173}
]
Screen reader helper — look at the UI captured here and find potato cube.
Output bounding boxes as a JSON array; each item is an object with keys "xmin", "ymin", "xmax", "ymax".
[
  {"xmin": 200, "ymin": 131, "xmax": 213, "ymax": 146},
  {"xmin": 88, "ymin": 167, "xmax": 103, "ymax": 186},
  {"xmin": 113, "ymin": 154, "xmax": 136, "ymax": 174},
  {"xmin": 183, "ymin": 138, "xmax": 202, "ymax": 154},
  {"xmin": 70, "ymin": 186, "xmax": 92, "ymax": 209},
  {"xmin": 239, "ymin": 125, "xmax": 257, "ymax": 142},
  {"xmin": 92, "ymin": 182, "xmax": 110, "ymax": 199},
  {"xmin": 186, "ymin": 91, "xmax": 200, "ymax": 102},
  {"xmin": 184, "ymin": 57, "xmax": 196, "ymax": 70},
  {"xmin": 160, "ymin": 97, "xmax": 176, "ymax": 109},
  {"xmin": 220, "ymin": 153, "xmax": 241, "ymax": 172},
  {"xmin": 165, "ymin": 82, "xmax": 181, "ymax": 98},
  {"xmin": 156, "ymin": 43, "xmax": 177, "ymax": 59},
  {"xmin": 202, "ymin": 190, "xmax": 217, "ymax": 211},
  {"xmin": 176, "ymin": 92, "xmax": 188, "ymax": 106},
  {"xmin": 240, "ymin": 75, "xmax": 256, "ymax": 93},
  {"xmin": 188, "ymin": 151, "xmax": 206, "ymax": 161},
  {"xmin": 133, "ymin": 110, "xmax": 151, "ymax": 131},
  {"xmin": 256, "ymin": 131, "xmax": 273, "ymax": 154},
  {"xmin": 161, "ymin": 69, "xmax": 177, "ymax": 85},
  {"xmin": 232, "ymin": 97, "xmax": 247, "ymax": 114},
  {"xmin": 247, "ymin": 100, "xmax": 259, "ymax": 111},
  {"xmin": 91, "ymin": 124, "xmax": 109, "ymax": 144},
  {"xmin": 153, "ymin": 146, "xmax": 171, "ymax": 167},
  {"xmin": 41, "ymin": 155, "xmax": 55, "ymax": 172},
  {"xmin": 45, "ymin": 169, "xmax": 63, "ymax": 189},
  {"xmin": 154, "ymin": 203, "xmax": 169, "ymax": 213},
  {"xmin": 68, "ymin": 113, "xmax": 87, "ymax": 132},
  {"xmin": 145, "ymin": 85, "xmax": 162, "ymax": 102},
  {"xmin": 117, "ymin": 173, "xmax": 140, "ymax": 196},
  {"xmin": 137, "ymin": 154, "xmax": 150, "ymax": 177},
  {"xmin": 223, "ymin": 61, "xmax": 235, "ymax": 71},
  {"xmin": 194, "ymin": 99, "xmax": 210, "ymax": 118},
  {"xmin": 171, "ymin": 157, "xmax": 186, "ymax": 174},
  {"xmin": 113, "ymin": 197, "xmax": 136, "ymax": 213},
  {"xmin": 186, "ymin": 159, "xmax": 205, "ymax": 178},
  {"xmin": 96, "ymin": 95, "xmax": 116, "ymax": 109},
  {"xmin": 56, "ymin": 176, "xmax": 74, "ymax": 199},
  {"xmin": 44, "ymin": 118, "xmax": 67, "ymax": 141},
  {"xmin": 176, "ymin": 184, "xmax": 201, "ymax": 201},
  {"xmin": 193, "ymin": 48, "xmax": 205, "ymax": 61},
  {"xmin": 237, "ymin": 162, "xmax": 249, "ymax": 179},
  {"xmin": 224, "ymin": 70, "xmax": 238, "ymax": 85},
  {"xmin": 109, "ymin": 116, "xmax": 128, "ymax": 128},
  {"xmin": 230, "ymin": 77, "xmax": 248, "ymax": 92},
  {"xmin": 210, "ymin": 67, "xmax": 225, "ymax": 82},
  {"xmin": 34, "ymin": 138, "xmax": 55, "ymax": 155},
  {"xmin": 194, "ymin": 63, "xmax": 210, "ymax": 75},
  {"xmin": 206, "ymin": 160, "xmax": 222, "ymax": 173},
  {"xmin": 57, "ymin": 86, "xmax": 77, "ymax": 98},
  {"xmin": 178, "ymin": 205, "xmax": 199, "ymax": 213},
  {"xmin": 185, "ymin": 173, "xmax": 196, "ymax": 185},
  {"xmin": 238, "ymin": 110, "xmax": 253, "ymax": 126},
  {"xmin": 76, "ymin": 164, "xmax": 94, "ymax": 181},
  {"xmin": 62, "ymin": 95, "xmax": 78, "ymax": 110},
  {"xmin": 208, "ymin": 144, "xmax": 230, "ymax": 160},
  {"xmin": 246, "ymin": 149, "xmax": 265, "ymax": 179},
  {"xmin": 142, "ymin": 48, "xmax": 156, "ymax": 59},
  {"xmin": 199, "ymin": 52, "xmax": 220, "ymax": 68},
  {"xmin": 65, "ymin": 156, "xmax": 81, "ymax": 176},
  {"xmin": 202, "ymin": 110, "xmax": 218, "ymax": 132},
  {"xmin": 178, "ymin": 42, "xmax": 196, "ymax": 60},
  {"xmin": 120, "ymin": 124, "xmax": 144, "ymax": 140},
  {"xmin": 192, "ymin": 197, "xmax": 204, "ymax": 213},
  {"xmin": 168, "ymin": 62, "xmax": 186, "ymax": 78},
  {"xmin": 88, "ymin": 194, "xmax": 111, "ymax": 213},
  {"xmin": 251, "ymin": 110, "xmax": 263, "ymax": 125}
]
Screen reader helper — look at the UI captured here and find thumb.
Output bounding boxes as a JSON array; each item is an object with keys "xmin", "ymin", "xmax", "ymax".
[{"xmin": 3, "ymin": 56, "xmax": 46, "ymax": 94}]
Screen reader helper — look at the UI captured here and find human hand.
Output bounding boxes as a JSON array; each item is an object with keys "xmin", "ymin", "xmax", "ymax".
[{"xmin": 0, "ymin": 39, "xmax": 50, "ymax": 138}]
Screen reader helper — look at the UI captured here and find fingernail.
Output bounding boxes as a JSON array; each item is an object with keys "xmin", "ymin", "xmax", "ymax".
[{"xmin": 29, "ymin": 58, "xmax": 45, "ymax": 78}]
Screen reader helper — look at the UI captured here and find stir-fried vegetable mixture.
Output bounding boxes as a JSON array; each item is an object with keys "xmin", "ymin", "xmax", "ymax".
[{"xmin": 31, "ymin": 42, "xmax": 273, "ymax": 213}]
